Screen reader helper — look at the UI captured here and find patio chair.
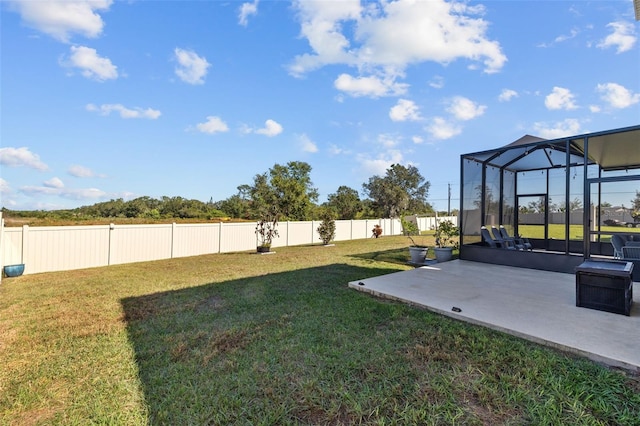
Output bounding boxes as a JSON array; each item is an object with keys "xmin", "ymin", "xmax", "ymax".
[
  {"xmin": 611, "ymin": 234, "xmax": 626, "ymax": 259},
  {"xmin": 622, "ymin": 246, "xmax": 640, "ymax": 259},
  {"xmin": 491, "ymin": 226, "xmax": 521, "ymax": 250},
  {"xmin": 499, "ymin": 226, "xmax": 532, "ymax": 251},
  {"xmin": 481, "ymin": 226, "xmax": 515, "ymax": 250},
  {"xmin": 481, "ymin": 226, "xmax": 498, "ymax": 248}
]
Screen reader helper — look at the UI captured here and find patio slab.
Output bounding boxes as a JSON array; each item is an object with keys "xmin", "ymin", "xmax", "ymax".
[{"xmin": 349, "ymin": 260, "xmax": 639, "ymax": 371}]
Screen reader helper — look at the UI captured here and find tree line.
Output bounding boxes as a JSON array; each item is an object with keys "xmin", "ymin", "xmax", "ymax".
[{"xmin": 2, "ymin": 161, "xmax": 436, "ymax": 222}]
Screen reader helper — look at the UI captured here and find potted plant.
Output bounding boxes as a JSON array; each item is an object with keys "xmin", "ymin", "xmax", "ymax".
[
  {"xmin": 402, "ymin": 216, "xmax": 428, "ymax": 265},
  {"xmin": 317, "ymin": 209, "xmax": 336, "ymax": 246},
  {"xmin": 433, "ymin": 219, "xmax": 459, "ymax": 262},
  {"xmin": 255, "ymin": 209, "xmax": 279, "ymax": 253}
]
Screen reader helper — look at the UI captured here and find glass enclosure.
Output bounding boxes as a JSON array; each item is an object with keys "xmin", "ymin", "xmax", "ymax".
[{"xmin": 460, "ymin": 125, "xmax": 640, "ymax": 259}]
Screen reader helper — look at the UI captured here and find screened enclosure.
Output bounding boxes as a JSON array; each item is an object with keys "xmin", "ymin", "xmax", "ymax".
[{"xmin": 459, "ymin": 125, "xmax": 640, "ymax": 279}]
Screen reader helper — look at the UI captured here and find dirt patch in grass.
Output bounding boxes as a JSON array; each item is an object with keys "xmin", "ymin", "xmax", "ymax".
[{"xmin": 9, "ymin": 406, "xmax": 60, "ymax": 426}]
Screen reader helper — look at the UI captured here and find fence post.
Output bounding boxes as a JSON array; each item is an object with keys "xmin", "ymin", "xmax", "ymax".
[
  {"xmin": 171, "ymin": 223, "xmax": 176, "ymax": 258},
  {"xmin": 21, "ymin": 225, "xmax": 28, "ymax": 266},
  {"xmin": 218, "ymin": 222, "xmax": 223, "ymax": 254},
  {"xmin": 108, "ymin": 223, "xmax": 115, "ymax": 265}
]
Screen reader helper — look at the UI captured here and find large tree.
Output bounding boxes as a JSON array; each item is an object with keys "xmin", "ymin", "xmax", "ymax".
[
  {"xmin": 326, "ymin": 185, "xmax": 362, "ymax": 219},
  {"xmin": 362, "ymin": 164, "xmax": 430, "ymax": 218},
  {"xmin": 216, "ymin": 193, "xmax": 249, "ymax": 219},
  {"xmin": 248, "ymin": 161, "xmax": 319, "ymax": 221}
]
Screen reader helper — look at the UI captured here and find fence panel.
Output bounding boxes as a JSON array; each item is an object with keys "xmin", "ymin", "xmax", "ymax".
[
  {"xmin": 173, "ymin": 223, "xmax": 220, "ymax": 258},
  {"xmin": 110, "ymin": 224, "xmax": 172, "ymax": 265},
  {"xmin": 351, "ymin": 220, "xmax": 370, "ymax": 240},
  {"xmin": 286, "ymin": 221, "xmax": 313, "ymax": 246},
  {"xmin": 24, "ymin": 225, "xmax": 110, "ymax": 274},
  {"xmin": 219, "ymin": 222, "xmax": 256, "ymax": 253},
  {"xmin": 2, "ymin": 228, "xmax": 23, "ymax": 267},
  {"xmin": 333, "ymin": 220, "xmax": 353, "ymax": 241}
]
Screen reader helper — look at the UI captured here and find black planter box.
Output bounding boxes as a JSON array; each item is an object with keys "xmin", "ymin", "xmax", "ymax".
[{"xmin": 576, "ymin": 260, "xmax": 633, "ymax": 316}]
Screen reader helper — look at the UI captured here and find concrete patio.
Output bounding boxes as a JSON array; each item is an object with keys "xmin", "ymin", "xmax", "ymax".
[{"xmin": 349, "ymin": 260, "xmax": 639, "ymax": 371}]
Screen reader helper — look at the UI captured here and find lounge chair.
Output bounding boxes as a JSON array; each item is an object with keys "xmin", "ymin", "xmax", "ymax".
[
  {"xmin": 481, "ymin": 226, "xmax": 515, "ymax": 250},
  {"xmin": 491, "ymin": 226, "xmax": 521, "ymax": 250},
  {"xmin": 499, "ymin": 226, "xmax": 532, "ymax": 251},
  {"xmin": 611, "ymin": 234, "xmax": 626, "ymax": 259},
  {"xmin": 481, "ymin": 226, "xmax": 498, "ymax": 248}
]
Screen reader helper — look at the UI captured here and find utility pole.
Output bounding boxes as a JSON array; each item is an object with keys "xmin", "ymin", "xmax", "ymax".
[{"xmin": 447, "ymin": 183, "xmax": 451, "ymax": 216}]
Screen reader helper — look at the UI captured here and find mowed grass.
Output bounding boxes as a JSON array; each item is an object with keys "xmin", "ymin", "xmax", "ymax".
[
  {"xmin": 519, "ymin": 224, "xmax": 640, "ymax": 240},
  {"xmin": 1, "ymin": 236, "xmax": 639, "ymax": 425}
]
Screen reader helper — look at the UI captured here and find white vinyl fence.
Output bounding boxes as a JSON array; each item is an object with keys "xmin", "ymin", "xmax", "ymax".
[{"xmin": 0, "ymin": 214, "xmax": 456, "ymax": 276}]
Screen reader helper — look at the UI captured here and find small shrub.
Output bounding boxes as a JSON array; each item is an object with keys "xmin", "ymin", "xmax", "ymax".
[
  {"xmin": 255, "ymin": 209, "xmax": 279, "ymax": 248},
  {"xmin": 317, "ymin": 210, "xmax": 336, "ymax": 245}
]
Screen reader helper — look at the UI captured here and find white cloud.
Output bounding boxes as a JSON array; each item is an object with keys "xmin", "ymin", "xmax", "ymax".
[
  {"xmin": 377, "ymin": 133, "xmax": 401, "ymax": 148},
  {"xmin": 0, "ymin": 147, "xmax": 48, "ymax": 171},
  {"xmin": 174, "ymin": 48, "xmax": 210, "ymax": 85},
  {"xmin": 425, "ymin": 117, "xmax": 461, "ymax": 140},
  {"xmin": 589, "ymin": 105, "xmax": 601, "ymax": 113},
  {"xmin": 86, "ymin": 103, "xmax": 161, "ymax": 119},
  {"xmin": 0, "ymin": 178, "xmax": 11, "ymax": 194},
  {"xmin": 298, "ymin": 134, "xmax": 318, "ymax": 153},
  {"xmin": 239, "ymin": 0, "xmax": 259, "ymax": 26},
  {"xmin": 446, "ymin": 96, "xmax": 486, "ymax": 120},
  {"xmin": 255, "ymin": 119, "xmax": 283, "ymax": 137},
  {"xmin": 498, "ymin": 89, "xmax": 518, "ymax": 102},
  {"xmin": 596, "ymin": 82, "xmax": 640, "ymax": 109},
  {"xmin": 289, "ymin": 0, "xmax": 506, "ymax": 81},
  {"xmin": 287, "ymin": 0, "xmax": 362, "ymax": 76},
  {"xmin": 62, "ymin": 45, "xmax": 118, "ymax": 81},
  {"xmin": 44, "ymin": 177, "xmax": 64, "ymax": 189},
  {"xmin": 550, "ymin": 28, "xmax": 579, "ymax": 45},
  {"xmin": 411, "ymin": 135, "xmax": 424, "ymax": 144},
  {"xmin": 196, "ymin": 116, "xmax": 229, "ymax": 134},
  {"xmin": 389, "ymin": 99, "xmax": 421, "ymax": 122},
  {"xmin": 429, "ymin": 75, "xmax": 445, "ymax": 89},
  {"xmin": 20, "ymin": 185, "xmax": 107, "ymax": 201},
  {"xmin": 8, "ymin": 0, "xmax": 112, "ymax": 43},
  {"xmin": 328, "ymin": 144, "xmax": 349, "ymax": 155},
  {"xmin": 61, "ymin": 188, "xmax": 107, "ymax": 200},
  {"xmin": 356, "ymin": 149, "xmax": 404, "ymax": 177},
  {"xmin": 597, "ymin": 21, "xmax": 636, "ymax": 53},
  {"xmin": 545, "ymin": 87, "xmax": 578, "ymax": 110},
  {"xmin": 68, "ymin": 165, "xmax": 101, "ymax": 178},
  {"xmin": 533, "ymin": 119, "xmax": 582, "ymax": 139},
  {"xmin": 20, "ymin": 185, "xmax": 59, "ymax": 196},
  {"xmin": 334, "ymin": 73, "xmax": 408, "ymax": 98}
]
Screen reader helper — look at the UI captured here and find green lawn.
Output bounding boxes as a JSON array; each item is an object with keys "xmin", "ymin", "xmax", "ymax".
[
  {"xmin": 519, "ymin": 224, "xmax": 640, "ymax": 240},
  {"xmin": 1, "ymin": 236, "xmax": 639, "ymax": 425}
]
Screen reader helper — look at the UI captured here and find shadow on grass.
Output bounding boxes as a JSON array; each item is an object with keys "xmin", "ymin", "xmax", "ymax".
[{"xmin": 120, "ymin": 263, "xmax": 409, "ymax": 425}]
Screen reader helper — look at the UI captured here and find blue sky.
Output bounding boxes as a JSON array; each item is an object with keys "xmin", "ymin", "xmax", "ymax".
[{"xmin": 1, "ymin": 0, "xmax": 638, "ymax": 212}]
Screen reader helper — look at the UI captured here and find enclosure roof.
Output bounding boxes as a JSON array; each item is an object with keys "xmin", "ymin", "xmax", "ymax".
[{"xmin": 462, "ymin": 125, "xmax": 640, "ymax": 172}]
